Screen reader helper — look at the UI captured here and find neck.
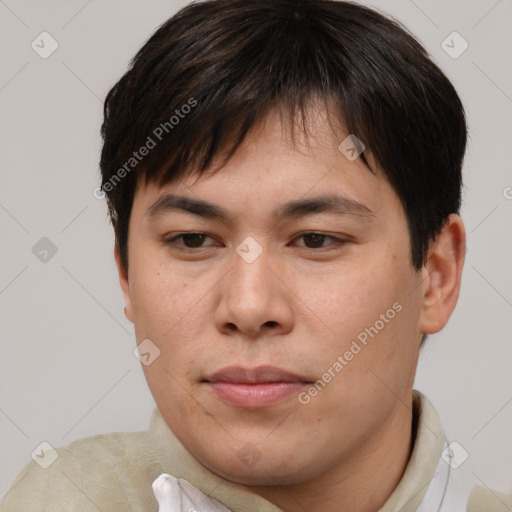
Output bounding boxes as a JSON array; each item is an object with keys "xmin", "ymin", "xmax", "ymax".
[{"xmin": 251, "ymin": 391, "xmax": 415, "ymax": 512}]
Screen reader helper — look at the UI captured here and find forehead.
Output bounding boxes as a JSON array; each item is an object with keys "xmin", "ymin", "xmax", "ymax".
[{"xmin": 132, "ymin": 106, "xmax": 398, "ymax": 223}]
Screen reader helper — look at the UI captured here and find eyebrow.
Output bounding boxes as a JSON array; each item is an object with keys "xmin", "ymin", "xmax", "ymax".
[{"xmin": 146, "ymin": 193, "xmax": 375, "ymax": 223}]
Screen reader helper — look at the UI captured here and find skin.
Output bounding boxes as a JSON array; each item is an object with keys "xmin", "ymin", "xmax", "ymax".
[{"xmin": 115, "ymin": 106, "xmax": 466, "ymax": 512}]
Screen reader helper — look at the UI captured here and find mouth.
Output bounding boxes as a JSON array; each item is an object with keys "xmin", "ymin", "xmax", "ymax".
[{"xmin": 203, "ymin": 365, "xmax": 312, "ymax": 409}]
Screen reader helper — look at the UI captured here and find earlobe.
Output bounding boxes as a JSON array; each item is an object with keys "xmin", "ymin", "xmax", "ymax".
[
  {"xmin": 114, "ymin": 244, "xmax": 134, "ymax": 323},
  {"xmin": 418, "ymin": 214, "xmax": 466, "ymax": 335}
]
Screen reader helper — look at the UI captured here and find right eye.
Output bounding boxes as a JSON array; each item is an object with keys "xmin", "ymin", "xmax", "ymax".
[{"xmin": 164, "ymin": 232, "xmax": 221, "ymax": 251}]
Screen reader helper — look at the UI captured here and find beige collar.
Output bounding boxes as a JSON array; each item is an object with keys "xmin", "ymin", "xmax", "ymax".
[{"xmin": 379, "ymin": 390, "xmax": 446, "ymax": 511}]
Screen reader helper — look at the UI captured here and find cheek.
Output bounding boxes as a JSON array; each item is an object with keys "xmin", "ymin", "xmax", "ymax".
[
  {"xmin": 130, "ymin": 261, "xmax": 215, "ymax": 375},
  {"xmin": 299, "ymin": 259, "xmax": 403, "ymax": 336},
  {"xmin": 130, "ymin": 262, "xmax": 196, "ymax": 334},
  {"xmin": 303, "ymin": 254, "xmax": 418, "ymax": 380}
]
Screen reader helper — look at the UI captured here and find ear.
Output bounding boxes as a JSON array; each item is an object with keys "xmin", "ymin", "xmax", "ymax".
[
  {"xmin": 114, "ymin": 243, "xmax": 134, "ymax": 323},
  {"xmin": 418, "ymin": 214, "xmax": 466, "ymax": 335}
]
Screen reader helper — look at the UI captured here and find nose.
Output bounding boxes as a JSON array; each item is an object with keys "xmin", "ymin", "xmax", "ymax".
[{"xmin": 214, "ymin": 244, "xmax": 294, "ymax": 339}]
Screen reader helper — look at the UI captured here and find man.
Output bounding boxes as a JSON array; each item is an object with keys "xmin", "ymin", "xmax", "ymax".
[{"xmin": 2, "ymin": 0, "xmax": 510, "ymax": 510}]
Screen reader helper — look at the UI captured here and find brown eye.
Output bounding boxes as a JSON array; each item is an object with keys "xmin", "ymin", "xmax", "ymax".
[
  {"xmin": 165, "ymin": 232, "xmax": 216, "ymax": 250},
  {"xmin": 302, "ymin": 233, "xmax": 328, "ymax": 248},
  {"xmin": 295, "ymin": 232, "xmax": 345, "ymax": 250},
  {"xmin": 179, "ymin": 233, "xmax": 207, "ymax": 248}
]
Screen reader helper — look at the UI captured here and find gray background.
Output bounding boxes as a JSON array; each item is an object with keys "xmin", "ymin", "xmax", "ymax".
[{"xmin": 1, "ymin": 0, "xmax": 511, "ymax": 501}]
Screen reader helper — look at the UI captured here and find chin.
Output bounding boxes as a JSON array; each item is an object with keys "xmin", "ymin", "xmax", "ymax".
[{"xmin": 196, "ymin": 447, "xmax": 318, "ymax": 487}]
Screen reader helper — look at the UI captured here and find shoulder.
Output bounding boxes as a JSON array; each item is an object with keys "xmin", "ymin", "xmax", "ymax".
[
  {"xmin": 1, "ymin": 428, "xmax": 157, "ymax": 511},
  {"xmin": 466, "ymin": 484, "xmax": 512, "ymax": 512}
]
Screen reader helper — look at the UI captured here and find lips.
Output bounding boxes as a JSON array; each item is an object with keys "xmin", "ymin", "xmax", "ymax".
[
  {"xmin": 204, "ymin": 365, "xmax": 310, "ymax": 409},
  {"xmin": 206, "ymin": 365, "xmax": 308, "ymax": 384}
]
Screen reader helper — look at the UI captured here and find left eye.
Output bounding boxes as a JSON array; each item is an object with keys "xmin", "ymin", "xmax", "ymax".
[{"xmin": 295, "ymin": 232, "xmax": 342, "ymax": 249}]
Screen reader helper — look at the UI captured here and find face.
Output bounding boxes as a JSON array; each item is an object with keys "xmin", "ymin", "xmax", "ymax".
[{"xmin": 117, "ymin": 108, "xmax": 436, "ymax": 486}]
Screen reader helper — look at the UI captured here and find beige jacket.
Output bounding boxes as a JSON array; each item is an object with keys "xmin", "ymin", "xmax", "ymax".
[{"xmin": 1, "ymin": 391, "xmax": 510, "ymax": 511}]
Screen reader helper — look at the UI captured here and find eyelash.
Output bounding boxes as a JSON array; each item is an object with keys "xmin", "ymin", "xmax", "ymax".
[{"xmin": 164, "ymin": 232, "xmax": 347, "ymax": 253}]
